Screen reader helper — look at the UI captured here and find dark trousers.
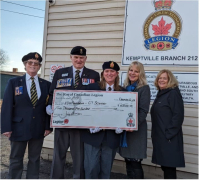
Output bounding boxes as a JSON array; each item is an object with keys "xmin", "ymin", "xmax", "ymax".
[
  {"xmin": 50, "ymin": 129, "xmax": 84, "ymax": 179},
  {"xmin": 161, "ymin": 166, "xmax": 177, "ymax": 179},
  {"xmin": 84, "ymin": 142, "xmax": 117, "ymax": 179},
  {"xmin": 125, "ymin": 159, "xmax": 144, "ymax": 179},
  {"xmin": 8, "ymin": 138, "xmax": 44, "ymax": 179}
]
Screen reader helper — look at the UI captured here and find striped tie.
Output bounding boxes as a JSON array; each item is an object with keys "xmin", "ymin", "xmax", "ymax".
[
  {"xmin": 30, "ymin": 77, "xmax": 38, "ymax": 106},
  {"xmin": 74, "ymin": 70, "xmax": 80, "ymax": 89}
]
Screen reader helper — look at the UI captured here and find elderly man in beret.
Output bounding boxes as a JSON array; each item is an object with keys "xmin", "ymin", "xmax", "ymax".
[
  {"xmin": 1, "ymin": 52, "xmax": 52, "ymax": 179},
  {"xmin": 46, "ymin": 46, "xmax": 100, "ymax": 179}
]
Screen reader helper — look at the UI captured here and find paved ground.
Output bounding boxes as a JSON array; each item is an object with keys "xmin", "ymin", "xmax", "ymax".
[{"xmin": 0, "ymin": 134, "xmax": 128, "ymax": 179}]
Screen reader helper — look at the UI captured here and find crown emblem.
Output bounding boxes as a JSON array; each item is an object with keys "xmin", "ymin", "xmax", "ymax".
[
  {"xmin": 154, "ymin": 0, "xmax": 173, "ymax": 11},
  {"xmin": 128, "ymin": 113, "xmax": 133, "ymax": 117},
  {"xmin": 80, "ymin": 49, "xmax": 83, "ymax": 54},
  {"xmin": 110, "ymin": 62, "xmax": 114, "ymax": 68},
  {"xmin": 35, "ymin": 53, "xmax": 39, "ymax": 59}
]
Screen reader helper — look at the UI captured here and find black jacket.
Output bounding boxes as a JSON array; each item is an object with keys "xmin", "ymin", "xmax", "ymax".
[
  {"xmin": 150, "ymin": 87, "xmax": 185, "ymax": 167},
  {"xmin": 1, "ymin": 75, "xmax": 52, "ymax": 141},
  {"xmin": 81, "ymin": 82, "xmax": 126, "ymax": 149}
]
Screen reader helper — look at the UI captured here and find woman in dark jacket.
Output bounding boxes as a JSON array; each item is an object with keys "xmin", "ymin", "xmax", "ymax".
[
  {"xmin": 119, "ymin": 61, "xmax": 150, "ymax": 179},
  {"xmin": 150, "ymin": 69, "xmax": 185, "ymax": 179},
  {"xmin": 81, "ymin": 61, "xmax": 125, "ymax": 179}
]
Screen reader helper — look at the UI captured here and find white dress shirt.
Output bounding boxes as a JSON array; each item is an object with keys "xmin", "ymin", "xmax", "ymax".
[
  {"xmin": 106, "ymin": 84, "xmax": 114, "ymax": 91},
  {"xmin": 72, "ymin": 66, "xmax": 83, "ymax": 85},
  {"xmin": 26, "ymin": 73, "xmax": 41, "ymax": 99}
]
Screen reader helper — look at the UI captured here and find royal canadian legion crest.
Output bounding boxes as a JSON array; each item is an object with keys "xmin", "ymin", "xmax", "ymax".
[
  {"xmin": 143, "ymin": 0, "xmax": 182, "ymax": 51},
  {"xmin": 126, "ymin": 113, "xmax": 135, "ymax": 127}
]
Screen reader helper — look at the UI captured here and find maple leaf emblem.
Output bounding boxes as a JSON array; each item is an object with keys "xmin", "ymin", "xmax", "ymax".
[{"xmin": 152, "ymin": 17, "xmax": 172, "ymax": 36}]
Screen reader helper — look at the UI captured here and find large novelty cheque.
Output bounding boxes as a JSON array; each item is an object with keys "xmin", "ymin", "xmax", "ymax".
[{"xmin": 51, "ymin": 90, "xmax": 138, "ymax": 130}]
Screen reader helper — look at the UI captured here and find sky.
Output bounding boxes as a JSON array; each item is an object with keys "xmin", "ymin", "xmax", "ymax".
[{"xmin": 1, "ymin": 0, "xmax": 46, "ymax": 72}]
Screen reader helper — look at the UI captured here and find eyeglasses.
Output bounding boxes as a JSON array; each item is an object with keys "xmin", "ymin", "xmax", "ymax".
[{"xmin": 26, "ymin": 61, "xmax": 40, "ymax": 66}]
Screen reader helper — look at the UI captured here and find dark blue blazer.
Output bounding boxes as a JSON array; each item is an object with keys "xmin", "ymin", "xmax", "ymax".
[
  {"xmin": 1, "ymin": 74, "xmax": 52, "ymax": 141},
  {"xmin": 81, "ymin": 82, "xmax": 126, "ymax": 149}
]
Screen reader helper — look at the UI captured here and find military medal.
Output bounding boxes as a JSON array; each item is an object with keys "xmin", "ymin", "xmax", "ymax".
[
  {"xmin": 82, "ymin": 78, "xmax": 95, "ymax": 85},
  {"xmin": 15, "ymin": 86, "xmax": 23, "ymax": 96},
  {"xmin": 56, "ymin": 78, "xmax": 72, "ymax": 88}
]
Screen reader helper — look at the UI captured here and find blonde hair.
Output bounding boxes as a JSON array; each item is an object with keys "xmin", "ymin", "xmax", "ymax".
[
  {"xmin": 154, "ymin": 69, "xmax": 178, "ymax": 90},
  {"xmin": 99, "ymin": 71, "xmax": 122, "ymax": 91},
  {"xmin": 123, "ymin": 61, "xmax": 147, "ymax": 89}
]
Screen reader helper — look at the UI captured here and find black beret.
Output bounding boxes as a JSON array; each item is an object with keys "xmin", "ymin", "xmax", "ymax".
[
  {"xmin": 102, "ymin": 61, "xmax": 120, "ymax": 71},
  {"xmin": 22, "ymin": 52, "xmax": 42, "ymax": 62},
  {"xmin": 70, "ymin": 46, "xmax": 86, "ymax": 56}
]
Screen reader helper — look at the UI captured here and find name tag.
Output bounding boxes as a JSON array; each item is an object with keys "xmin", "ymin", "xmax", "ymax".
[
  {"xmin": 15, "ymin": 86, "xmax": 23, "ymax": 96},
  {"xmin": 82, "ymin": 78, "xmax": 95, "ymax": 85},
  {"xmin": 62, "ymin": 73, "xmax": 68, "ymax": 77},
  {"xmin": 57, "ymin": 78, "xmax": 72, "ymax": 88}
]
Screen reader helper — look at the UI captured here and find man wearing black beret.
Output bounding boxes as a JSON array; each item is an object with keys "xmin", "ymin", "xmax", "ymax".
[
  {"xmin": 46, "ymin": 46, "xmax": 100, "ymax": 179},
  {"xmin": 1, "ymin": 52, "xmax": 52, "ymax": 178}
]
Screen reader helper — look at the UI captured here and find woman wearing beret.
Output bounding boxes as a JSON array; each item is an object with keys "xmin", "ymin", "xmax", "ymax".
[
  {"xmin": 119, "ymin": 61, "xmax": 150, "ymax": 179},
  {"xmin": 81, "ymin": 61, "xmax": 125, "ymax": 179},
  {"xmin": 1, "ymin": 52, "xmax": 52, "ymax": 179},
  {"xmin": 150, "ymin": 69, "xmax": 185, "ymax": 179}
]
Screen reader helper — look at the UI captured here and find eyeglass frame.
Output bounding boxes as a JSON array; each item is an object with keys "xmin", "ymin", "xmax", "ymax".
[{"xmin": 24, "ymin": 60, "xmax": 41, "ymax": 66}]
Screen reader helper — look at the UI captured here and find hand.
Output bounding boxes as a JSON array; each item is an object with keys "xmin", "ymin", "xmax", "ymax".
[
  {"xmin": 3, "ymin": 132, "xmax": 12, "ymax": 138},
  {"xmin": 126, "ymin": 129, "xmax": 134, "ymax": 132},
  {"xmin": 44, "ymin": 130, "xmax": 52, "ymax": 136},
  {"xmin": 46, "ymin": 105, "xmax": 53, "ymax": 115},
  {"xmin": 89, "ymin": 127, "xmax": 102, "ymax": 133},
  {"xmin": 115, "ymin": 128, "xmax": 123, "ymax": 134}
]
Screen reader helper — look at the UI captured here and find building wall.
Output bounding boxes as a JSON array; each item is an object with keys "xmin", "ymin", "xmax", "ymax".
[{"xmin": 41, "ymin": 0, "xmax": 198, "ymax": 174}]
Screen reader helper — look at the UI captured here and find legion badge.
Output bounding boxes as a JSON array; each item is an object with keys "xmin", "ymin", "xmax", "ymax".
[
  {"xmin": 126, "ymin": 113, "xmax": 135, "ymax": 127},
  {"xmin": 110, "ymin": 62, "xmax": 114, "ymax": 68},
  {"xmin": 80, "ymin": 49, "xmax": 83, "ymax": 54},
  {"xmin": 35, "ymin": 53, "xmax": 39, "ymax": 59},
  {"xmin": 143, "ymin": 0, "xmax": 182, "ymax": 51}
]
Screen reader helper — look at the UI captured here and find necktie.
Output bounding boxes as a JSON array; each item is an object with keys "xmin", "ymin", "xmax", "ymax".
[
  {"xmin": 74, "ymin": 70, "xmax": 80, "ymax": 89},
  {"xmin": 30, "ymin": 77, "xmax": 38, "ymax": 106},
  {"xmin": 108, "ymin": 87, "xmax": 112, "ymax": 91}
]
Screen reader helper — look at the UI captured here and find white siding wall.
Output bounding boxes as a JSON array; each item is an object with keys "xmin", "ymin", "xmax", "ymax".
[{"xmin": 41, "ymin": 0, "xmax": 198, "ymax": 174}]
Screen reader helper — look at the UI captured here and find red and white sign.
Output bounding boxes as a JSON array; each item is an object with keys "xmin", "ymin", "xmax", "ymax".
[{"xmin": 49, "ymin": 64, "xmax": 65, "ymax": 82}]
